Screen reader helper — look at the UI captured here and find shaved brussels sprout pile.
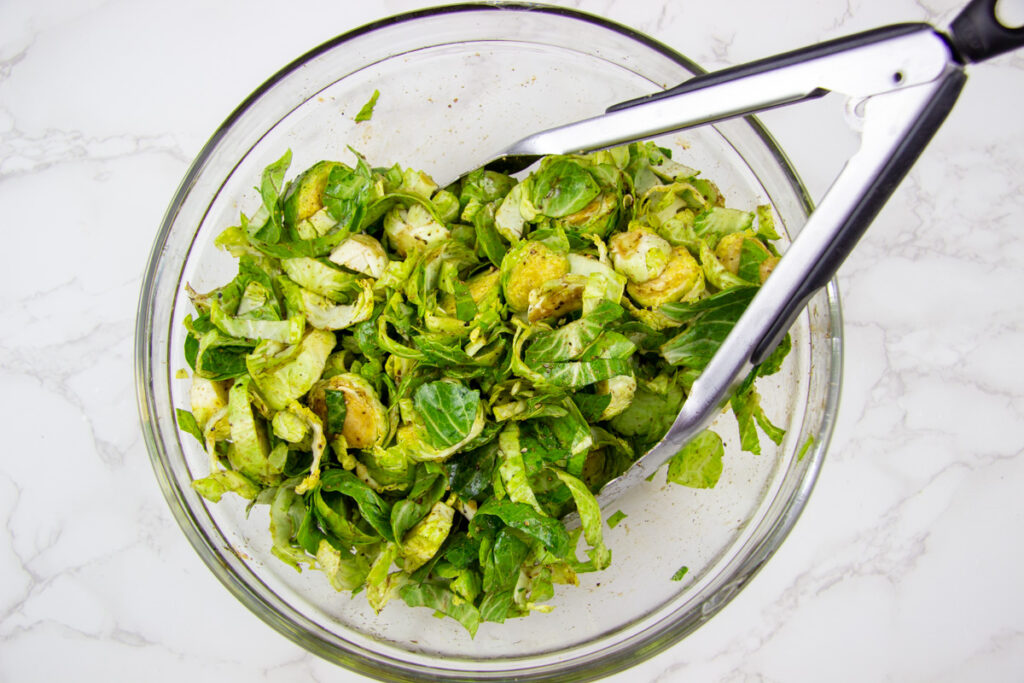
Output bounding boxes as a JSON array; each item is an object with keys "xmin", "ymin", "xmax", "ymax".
[{"xmin": 176, "ymin": 142, "xmax": 790, "ymax": 635}]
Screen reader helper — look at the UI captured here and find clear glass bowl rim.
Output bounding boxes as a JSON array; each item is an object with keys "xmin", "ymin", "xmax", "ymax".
[{"xmin": 134, "ymin": 3, "xmax": 844, "ymax": 681}]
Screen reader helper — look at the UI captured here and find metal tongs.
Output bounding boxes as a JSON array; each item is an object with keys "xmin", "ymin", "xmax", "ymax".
[{"xmin": 478, "ymin": 0, "xmax": 1024, "ymax": 513}]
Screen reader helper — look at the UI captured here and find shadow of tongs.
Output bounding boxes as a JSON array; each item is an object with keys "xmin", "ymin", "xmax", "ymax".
[{"xmin": 510, "ymin": 0, "xmax": 1024, "ymax": 517}]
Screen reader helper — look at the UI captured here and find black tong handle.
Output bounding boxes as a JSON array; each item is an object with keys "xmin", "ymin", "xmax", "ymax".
[{"xmin": 949, "ymin": 0, "xmax": 1024, "ymax": 62}]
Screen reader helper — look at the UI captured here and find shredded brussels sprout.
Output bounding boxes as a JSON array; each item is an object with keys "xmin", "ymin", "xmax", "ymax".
[{"xmin": 177, "ymin": 142, "xmax": 790, "ymax": 636}]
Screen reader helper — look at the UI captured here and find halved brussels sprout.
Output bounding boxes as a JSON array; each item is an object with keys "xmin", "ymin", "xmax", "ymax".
[
  {"xmin": 328, "ymin": 235, "xmax": 389, "ymax": 279},
  {"xmin": 226, "ymin": 378, "xmax": 276, "ymax": 484},
  {"xmin": 529, "ymin": 158, "xmax": 600, "ymax": 218},
  {"xmin": 281, "ymin": 257, "xmax": 360, "ymax": 302},
  {"xmin": 398, "ymin": 167, "xmax": 439, "ymax": 200},
  {"xmin": 308, "ymin": 373, "xmax": 388, "ymax": 449},
  {"xmin": 595, "ymin": 374, "xmax": 637, "ymax": 420},
  {"xmin": 500, "ymin": 240, "xmax": 570, "ymax": 312},
  {"xmin": 714, "ymin": 232, "xmax": 780, "ymax": 283},
  {"xmin": 560, "ymin": 191, "xmax": 619, "ymax": 237},
  {"xmin": 439, "ymin": 268, "xmax": 500, "ymax": 317},
  {"xmin": 626, "ymin": 246, "xmax": 705, "ymax": 308},
  {"xmin": 282, "ymin": 160, "xmax": 341, "ymax": 226},
  {"xmin": 247, "ymin": 329, "xmax": 336, "ymax": 412},
  {"xmin": 288, "ymin": 402, "xmax": 327, "ymax": 494},
  {"xmin": 298, "ymin": 279, "xmax": 374, "ymax": 331},
  {"xmin": 609, "ymin": 228, "xmax": 672, "ymax": 284},
  {"xmin": 640, "ymin": 182, "xmax": 711, "ymax": 229},
  {"xmin": 431, "ymin": 189, "xmax": 460, "ymax": 223},
  {"xmin": 694, "ymin": 206, "xmax": 754, "ymax": 247},
  {"xmin": 209, "ymin": 299, "xmax": 304, "ymax": 344},
  {"xmin": 271, "ymin": 409, "xmax": 309, "ymax": 443},
  {"xmin": 568, "ymin": 253, "xmax": 627, "ymax": 314},
  {"xmin": 235, "ymin": 281, "xmax": 271, "ymax": 317},
  {"xmin": 384, "ymin": 203, "xmax": 450, "ymax": 257},
  {"xmin": 189, "ymin": 377, "xmax": 229, "ymax": 432},
  {"xmin": 494, "ymin": 181, "xmax": 532, "ymax": 242},
  {"xmin": 526, "ymin": 275, "xmax": 586, "ymax": 322}
]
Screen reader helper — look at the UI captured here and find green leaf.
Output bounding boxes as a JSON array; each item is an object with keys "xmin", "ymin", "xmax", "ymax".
[
  {"xmin": 798, "ymin": 434, "xmax": 816, "ymax": 461},
  {"xmin": 755, "ymin": 204, "xmax": 781, "ymax": 241},
  {"xmin": 260, "ymin": 150, "xmax": 292, "ymax": 214},
  {"xmin": 447, "ymin": 441, "xmax": 498, "ymax": 501},
  {"xmin": 479, "ymin": 588, "xmax": 514, "ymax": 623},
  {"xmin": 606, "ymin": 510, "xmax": 627, "ymax": 529},
  {"xmin": 209, "ymin": 300, "xmax": 304, "ymax": 344},
  {"xmin": 666, "ymin": 430, "xmax": 724, "ymax": 488},
  {"xmin": 731, "ymin": 387, "xmax": 762, "ymax": 455},
  {"xmin": 413, "ymin": 380, "xmax": 481, "ymax": 449},
  {"xmin": 659, "ymin": 287, "xmax": 758, "ymax": 369},
  {"xmin": 316, "ymin": 540, "xmax": 371, "ymax": 591},
  {"xmin": 399, "ymin": 581, "xmax": 481, "ymax": 637},
  {"xmin": 281, "ymin": 257, "xmax": 361, "ymax": 302},
  {"xmin": 608, "ymin": 380, "xmax": 684, "ymax": 447},
  {"xmin": 320, "ymin": 468, "xmax": 395, "ymax": 542},
  {"xmin": 693, "ymin": 206, "xmax": 753, "ymax": 247},
  {"xmin": 459, "ymin": 168, "xmax": 516, "ymax": 208},
  {"xmin": 754, "ymin": 403, "xmax": 786, "ymax": 446},
  {"xmin": 313, "ymin": 490, "xmax": 379, "ymax": 546},
  {"xmin": 450, "ymin": 279, "xmax": 478, "ymax": 322},
  {"xmin": 481, "ymin": 526, "xmax": 530, "ymax": 593},
  {"xmin": 497, "ymin": 424, "xmax": 543, "ymax": 513},
  {"xmin": 571, "ymin": 392, "xmax": 612, "ymax": 423},
  {"xmin": 193, "ymin": 329, "xmax": 254, "ymax": 381},
  {"xmin": 251, "ymin": 150, "xmax": 292, "ymax": 243},
  {"xmin": 671, "ymin": 565, "xmax": 690, "ymax": 581},
  {"xmin": 268, "ymin": 485, "xmax": 310, "ymax": 570},
  {"xmin": 755, "ymin": 332, "xmax": 791, "ymax": 378},
  {"xmin": 472, "ymin": 499, "xmax": 570, "ymax": 558},
  {"xmin": 699, "ymin": 240, "xmax": 750, "ymax": 291},
  {"xmin": 354, "ymin": 89, "xmax": 380, "ymax": 122},
  {"xmin": 552, "ymin": 469, "xmax": 611, "ymax": 570},
  {"xmin": 296, "ymin": 499, "xmax": 326, "ymax": 555},
  {"xmin": 411, "ymin": 336, "xmax": 483, "ymax": 368},
  {"xmin": 191, "ymin": 470, "xmax": 261, "ymax": 503},
  {"xmin": 323, "ymin": 389, "xmax": 348, "ymax": 435},
  {"xmin": 443, "ymin": 532, "xmax": 482, "ymax": 569},
  {"xmin": 176, "ymin": 409, "xmax": 204, "ymax": 445},
  {"xmin": 472, "ymin": 203, "xmax": 508, "ymax": 268},
  {"xmin": 366, "ymin": 543, "xmax": 399, "ymax": 613},
  {"xmin": 323, "ymin": 162, "xmax": 373, "ymax": 232},
  {"xmin": 538, "ymin": 358, "xmax": 633, "ymax": 389},
  {"xmin": 390, "ymin": 467, "xmax": 447, "ymax": 543},
  {"xmin": 736, "ymin": 238, "xmax": 769, "ymax": 284},
  {"xmin": 399, "ymin": 501, "xmax": 455, "ymax": 572},
  {"xmin": 225, "ymin": 378, "xmax": 276, "ymax": 484},
  {"xmin": 530, "ymin": 159, "xmax": 601, "ymax": 218},
  {"xmin": 524, "ymin": 300, "xmax": 623, "ymax": 365}
]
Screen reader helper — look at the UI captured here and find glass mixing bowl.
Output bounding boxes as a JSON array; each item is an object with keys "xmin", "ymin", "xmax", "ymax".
[{"xmin": 135, "ymin": 4, "xmax": 842, "ymax": 681}]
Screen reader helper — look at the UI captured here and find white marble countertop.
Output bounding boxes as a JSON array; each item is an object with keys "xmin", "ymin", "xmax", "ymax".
[{"xmin": 3, "ymin": 0, "xmax": 1024, "ymax": 680}]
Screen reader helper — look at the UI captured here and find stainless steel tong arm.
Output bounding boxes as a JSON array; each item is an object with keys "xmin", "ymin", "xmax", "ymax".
[
  {"xmin": 504, "ymin": 26, "xmax": 957, "ymax": 159},
  {"xmin": 551, "ymin": 26, "xmax": 970, "ymax": 515}
]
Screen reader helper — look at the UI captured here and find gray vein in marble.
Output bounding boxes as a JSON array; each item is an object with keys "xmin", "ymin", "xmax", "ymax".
[
  {"xmin": 0, "ymin": 312, "xmax": 138, "ymax": 468},
  {"xmin": 0, "ymin": 126, "xmax": 189, "ymax": 180},
  {"xmin": 0, "ymin": 474, "xmax": 37, "ymax": 625},
  {"xmin": 827, "ymin": 0, "xmax": 857, "ymax": 31},
  {"xmin": 0, "ymin": 46, "xmax": 28, "ymax": 84},
  {"xmin": 264, "ymin": 651, "xmax": 330, "ymax": 683}
]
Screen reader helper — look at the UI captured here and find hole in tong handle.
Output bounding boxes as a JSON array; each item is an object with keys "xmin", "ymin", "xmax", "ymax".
[{"xmin": 995, "ymin": 0, "xmax": 1024, "ymax": 29}]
